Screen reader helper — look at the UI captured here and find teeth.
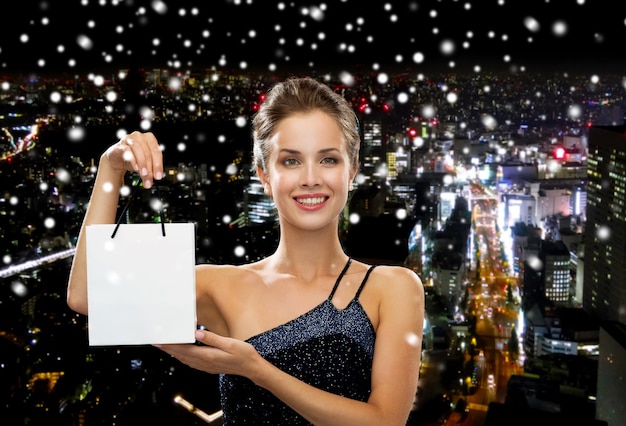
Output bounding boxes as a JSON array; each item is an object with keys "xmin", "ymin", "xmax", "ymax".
[{"xmin": 297, "ymin": 197, "xmax": 325, "ymax": 205}]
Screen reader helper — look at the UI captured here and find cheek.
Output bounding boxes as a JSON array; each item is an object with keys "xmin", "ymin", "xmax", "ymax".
[
  {"xmin": 331, "ymin": 173, "xmax": 352, "ymax": 194},
  {"xmin": 267, "ymin": 173, "xmax": 293, "ymax": 196}
]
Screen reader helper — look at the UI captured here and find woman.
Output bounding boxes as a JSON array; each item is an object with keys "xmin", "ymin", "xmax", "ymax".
[{"xmin": 67, "ymin": 76, "xmax": 425, "ymax": 425}]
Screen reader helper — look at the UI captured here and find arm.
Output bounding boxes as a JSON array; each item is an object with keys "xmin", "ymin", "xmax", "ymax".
[
  {"xmin": 159, "ymin": 266, "xmax": 425, "ymax": 426},
  {"xmin": 66, "ymin": 131, "xmax": 164, "ymax": 314}
]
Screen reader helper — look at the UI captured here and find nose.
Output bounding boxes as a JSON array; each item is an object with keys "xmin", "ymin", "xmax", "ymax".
[{"xmin": 300, "ymin": 162, "xmax": 322, "ymax": 188}]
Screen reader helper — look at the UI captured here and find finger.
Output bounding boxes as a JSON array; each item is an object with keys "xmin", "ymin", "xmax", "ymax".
[
  {"xmin": 195, "ymin": 330, "xmax": 236, "ymax": 355},
  {"xmin": 124, "ymin": 133, "xmax": 149, "ymax": 185},
  {"xmin": 125, "ymin": 132, "xmax": 155, "ymax": 188},
  {"xmin": 145, "ymin": 133, "xmax": 164, "ymax": 181},
  {"xmin": 196, "ymin": 330, "xmax": 227, "ymax": 349},
  {"xmin": 195, "ymin": 329, "xmax": 213, "ymax": 346},
  {"xmin": 154, "ymin": 344, "xmax": 211, "ymax": 372},
  {"xmin": 134, "ymin": 131, "xmax": 163, "ymax": 185}
]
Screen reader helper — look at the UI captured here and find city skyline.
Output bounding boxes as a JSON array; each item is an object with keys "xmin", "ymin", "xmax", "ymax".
[
  {"xmin": 2, "ymin": 2, "xmax": 626, "ymax": 420},
  {"xmin": 1, "ymin": 68, "xmax": 625, "ymax": 424}
]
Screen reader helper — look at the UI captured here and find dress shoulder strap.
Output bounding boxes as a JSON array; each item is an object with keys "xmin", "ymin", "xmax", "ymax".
[
  {"xmin": 328, "ymin": 258, "xmax": 353, "ymax": 299},
  {"xmin": 354, "ymin": 265, "xmax": 378, "ymax": 300},
  {"xmin": 328, "ymin": 260, "xmax": 378, "ymax": 301}
]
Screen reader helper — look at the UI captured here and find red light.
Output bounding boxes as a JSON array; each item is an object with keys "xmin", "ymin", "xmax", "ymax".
[
  {"xmin": 408, "ymin": 128, "xmax": 417, "ymax": 137},
  {"xmin": 554, "ymin": 146, "xmax": 566, "ymax": 160}
]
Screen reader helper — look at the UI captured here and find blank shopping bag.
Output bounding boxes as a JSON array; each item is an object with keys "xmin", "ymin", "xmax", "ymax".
[{"xmin": 86, "ymin": 222, "xmax": 197, "ymax": 346}]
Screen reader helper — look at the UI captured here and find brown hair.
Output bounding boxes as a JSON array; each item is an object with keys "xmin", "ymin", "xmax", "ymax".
[{"xmin": 252, "ymin": 76, "xmax": 361, "ymax": 175}]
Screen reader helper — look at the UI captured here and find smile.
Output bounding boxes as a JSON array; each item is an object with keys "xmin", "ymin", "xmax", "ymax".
[{"xmin": 295, "ymin": 196, "xmax": 327, "ymax": 206}]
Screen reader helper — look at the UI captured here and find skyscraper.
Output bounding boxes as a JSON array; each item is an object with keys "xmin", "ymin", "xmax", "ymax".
[{"xmin": 583, "ymin": 125, "xmax": 626, "ymax": 324}]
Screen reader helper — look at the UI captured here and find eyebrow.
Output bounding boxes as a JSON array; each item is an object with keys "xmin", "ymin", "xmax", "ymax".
[{"xmin": 278, "ymin": 147, "xmax": 341, "ymax": 155}]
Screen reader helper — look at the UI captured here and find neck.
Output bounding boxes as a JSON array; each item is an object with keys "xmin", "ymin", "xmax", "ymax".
[{"xmin": 271, "ymin": 221, "xmax": 349, "ymax": 274}]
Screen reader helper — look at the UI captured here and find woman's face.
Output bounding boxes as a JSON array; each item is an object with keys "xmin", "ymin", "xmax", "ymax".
[{"xmin": 259, "ymin": 110, "xmax": 355, "ymax": 231}]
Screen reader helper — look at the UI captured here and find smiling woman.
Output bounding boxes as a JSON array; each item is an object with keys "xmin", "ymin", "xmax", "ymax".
[{"xmin": 67, "ymin": 76, "xmax": 425, "ymax": 425}]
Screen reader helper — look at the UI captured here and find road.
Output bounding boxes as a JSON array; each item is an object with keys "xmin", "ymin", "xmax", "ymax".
[{"xmin": 442, "ymin": 182, "xmax": 525, "ymax": 426}]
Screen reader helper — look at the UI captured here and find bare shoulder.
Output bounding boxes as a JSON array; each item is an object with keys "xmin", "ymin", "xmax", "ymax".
[
  {"xmin": 366, "ymin": 264, "xmax": 424, "ymax": 314},
  {"xmin": 357, "ymin": 263, "xmax": 424, "ymax": 331},
  {"xmin": 195, "ymin": 262, "xmax": 260, "ymax": 288},
  {"xmin": 352, "ymin": 262, "xmax": 423, "ymax": 305},
  {"xmin": 369, "ymin": 264, "xmax": 424, "ymax": 294}
]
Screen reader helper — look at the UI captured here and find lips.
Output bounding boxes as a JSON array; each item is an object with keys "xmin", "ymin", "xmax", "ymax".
[{"xmin": 295, "ymin": 196, "xmax": 327, "ymax": 206}]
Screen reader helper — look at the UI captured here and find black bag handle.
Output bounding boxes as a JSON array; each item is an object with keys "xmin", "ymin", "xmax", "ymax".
[{"xmin": 111, "ymin": 179, "xmax": 166, "ymax": 239}]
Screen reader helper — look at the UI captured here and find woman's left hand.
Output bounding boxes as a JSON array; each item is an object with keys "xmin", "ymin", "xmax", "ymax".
[{"xmin": 154, "ymin": 330, "xmax": 261, "ymax": 377}]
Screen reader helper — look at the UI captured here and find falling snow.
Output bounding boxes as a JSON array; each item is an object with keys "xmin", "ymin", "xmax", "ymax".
[
  {"xmin": 0, "ymin": 0, "xmax": 623, "ymax": 75},
  {"xmin": 0, "ymin": 1, "xmax": 625, "ymax": 301}
]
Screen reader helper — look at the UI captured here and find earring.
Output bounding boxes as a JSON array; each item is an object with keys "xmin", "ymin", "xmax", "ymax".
[{"xmin": 263, "ymin": 184, "xmax": 270, "ymax": 194}]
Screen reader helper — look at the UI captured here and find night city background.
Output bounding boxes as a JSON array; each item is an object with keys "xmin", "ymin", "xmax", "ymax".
[{"xmin": 1, "ymin": 1, "xmax": 626, "ymax": 425}]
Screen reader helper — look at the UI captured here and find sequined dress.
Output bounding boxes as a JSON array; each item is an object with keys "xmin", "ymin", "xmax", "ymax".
[{"xmin": 219, "ymin": 258, "xmax": 378, "ymax": 425}]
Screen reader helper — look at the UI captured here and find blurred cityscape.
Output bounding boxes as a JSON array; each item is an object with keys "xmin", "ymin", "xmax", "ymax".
[{"xmin": 1, "ymin": 68, "xmax": 626, "ymax": 425}]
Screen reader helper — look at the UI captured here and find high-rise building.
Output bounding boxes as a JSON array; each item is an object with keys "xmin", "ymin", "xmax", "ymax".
[
  {"xmin": 502, "ymin": 193, "xmax": 535, "ymax": 228},
  {"xmin": 360, "ymin": 119, "xmax": 384, "ymax": 180},
  {"xmin": 596, "ymin": 321, "xmax": 626, "ymax": 425},
  {"xmin": 583, "ymin": 125, "xmax": 626, "ymax": 324},
  {"xmin": 540, "ymin": 240, "xmax": 571, "ymax": 305}
]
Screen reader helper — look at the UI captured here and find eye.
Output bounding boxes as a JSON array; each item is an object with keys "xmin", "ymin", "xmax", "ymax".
[
  {"xmin": 283, "ymin": 158, "xmax": 299, "ymax": 166},
  {"xmin": 321, "ymin": 157, "xmax": 339, "ymax": 165}
]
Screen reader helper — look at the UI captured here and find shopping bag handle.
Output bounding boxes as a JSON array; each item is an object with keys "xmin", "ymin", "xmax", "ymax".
[{"xmin": 111, "ymin": 180, "xmax": 166, "ymax": 239}]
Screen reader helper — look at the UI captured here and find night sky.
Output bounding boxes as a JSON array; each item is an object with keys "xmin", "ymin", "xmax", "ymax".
[{"xmin": 1, "ymin": 0, "xmax": 626, "ymax": 77}]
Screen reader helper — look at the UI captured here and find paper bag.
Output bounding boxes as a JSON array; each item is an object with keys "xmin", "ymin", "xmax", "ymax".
[{"xmin": 86, "ymin": 223, "xmax": 197, "ymax": 346}]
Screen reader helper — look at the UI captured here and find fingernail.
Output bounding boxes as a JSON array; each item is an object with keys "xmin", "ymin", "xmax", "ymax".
[
  {"xmin": 144, "ymin": 180, "xmax": 152, "ymax": 189},
  {"xmin": 141, "ymin": 167, "xmax": 148, "ymax": 177},
  {"xmin": 195, "ymin": 330, "xmax": 204, "ymax": 340},
  {"xmin": 155, "ymin": 171, "xmax": 163, "ymax": 180}
]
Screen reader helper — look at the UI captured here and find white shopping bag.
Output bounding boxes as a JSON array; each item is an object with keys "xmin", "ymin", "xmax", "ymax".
[{"xmin": 86, "ymin": 222, "xmax": 197, "ymax": 346}]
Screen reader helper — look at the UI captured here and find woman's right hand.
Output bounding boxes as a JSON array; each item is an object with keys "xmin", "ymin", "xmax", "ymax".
[{"xmin": 103, "ymin": 131, "xmax": 164, "ymax": 189}]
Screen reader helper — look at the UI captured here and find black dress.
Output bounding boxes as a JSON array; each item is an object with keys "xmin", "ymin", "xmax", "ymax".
[{"xmin": 219, "ymin": 258, "xmax": 378, "ymax": 425}]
